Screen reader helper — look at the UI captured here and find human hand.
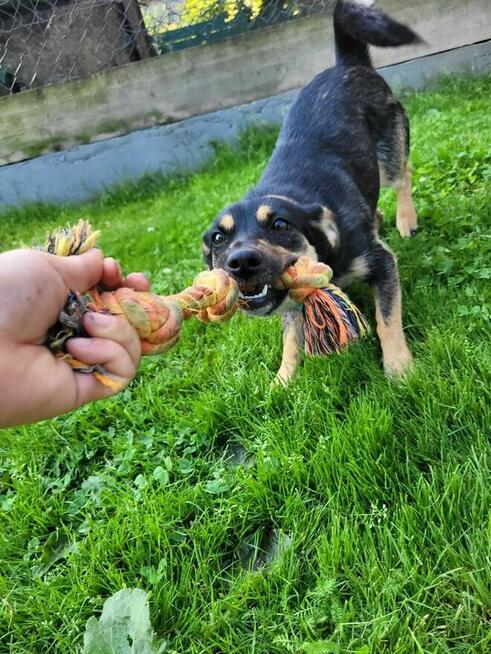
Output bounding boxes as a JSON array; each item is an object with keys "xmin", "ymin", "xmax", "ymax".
[{"xmin": 0, "ymin": 248, "xmax": 150, "ymax": 427}]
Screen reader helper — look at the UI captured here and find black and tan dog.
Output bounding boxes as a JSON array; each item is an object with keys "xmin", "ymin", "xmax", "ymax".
[{"xmin": 203, "ymin": 0, "xmax": 421, "ymax": 384}]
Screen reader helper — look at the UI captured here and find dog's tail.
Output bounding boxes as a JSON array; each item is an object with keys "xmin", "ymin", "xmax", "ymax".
[{"xmin": 333, "ymin": 0, "xmax": 422, "ymax": 67}]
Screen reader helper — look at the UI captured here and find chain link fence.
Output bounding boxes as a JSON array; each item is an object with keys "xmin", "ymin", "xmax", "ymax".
[{"xmin": 0, "ymin": 0, "xmax": 329, "ymax": 95}]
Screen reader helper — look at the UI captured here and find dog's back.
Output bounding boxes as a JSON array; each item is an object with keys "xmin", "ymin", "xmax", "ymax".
[{"xmin": 253, "ymin": 0, "xmax": 421, "ymax": 223}]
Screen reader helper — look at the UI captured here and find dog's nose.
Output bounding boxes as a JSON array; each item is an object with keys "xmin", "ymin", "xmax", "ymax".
[{"xmin": 226, "ymin": 248, "xmax": 263, "ymax": 278}]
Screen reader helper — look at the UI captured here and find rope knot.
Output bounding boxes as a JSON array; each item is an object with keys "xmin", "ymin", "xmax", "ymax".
[
  {"xmin": 274, "ymin": 256, "xmax": 334, "ymax": 304},
  {"xmin": 191, "ymin": 269, "xmax": 239, "ymax": 323},
  {"xmin": 90, "ymin": 288, "xmax": 182, "ymax": 354},
  {"xmin": 273, "ymin": 255, "xmax": 368, "ymax": 356}
]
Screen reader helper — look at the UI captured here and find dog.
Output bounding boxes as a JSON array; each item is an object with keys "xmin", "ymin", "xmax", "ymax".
[{"xmin": 202, "ymin": 0, "xmax": 421, "ymax": 385}]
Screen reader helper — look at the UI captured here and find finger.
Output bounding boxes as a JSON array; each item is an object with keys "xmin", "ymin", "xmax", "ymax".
[
  {"xmin": 67, "ymin": 336, "xmax": 136, "ymax": 382},
  {"xmin": 101, "ymin": 257, "xmax": 124, "ymax": 290},
  {"xmin": 47, "ymin": 249, "xmax": 104, "ymax": 293},
  {"xmin": 81, "ymin": 312, "xmax": 142, "ymax": 367},
  {"xmin": 124, "ymin": 272, "xmax": 151, "ymax": 292},
  {"xmin": 72, "ymin": 369, "xmax": 129, "ymax": 407}
]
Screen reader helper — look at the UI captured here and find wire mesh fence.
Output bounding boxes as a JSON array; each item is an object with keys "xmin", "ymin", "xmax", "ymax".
[{"xmin": 0, "ymin": 0, "xmax": 329, "ymax": 95}]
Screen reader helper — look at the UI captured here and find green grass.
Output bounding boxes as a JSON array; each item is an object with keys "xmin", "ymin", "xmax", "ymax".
[{"xmin": 1, "ymin": 75, "xmax": 490, "ymax": 653}]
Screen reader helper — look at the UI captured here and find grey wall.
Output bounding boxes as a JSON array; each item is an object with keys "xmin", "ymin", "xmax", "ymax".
[
  {"xmin": 0, "ymin": 40, "xmax": 490, "ymax": 209},
  {"xmin": 1, "ymin": 0, "xmax": 490, "ymax": 166}
]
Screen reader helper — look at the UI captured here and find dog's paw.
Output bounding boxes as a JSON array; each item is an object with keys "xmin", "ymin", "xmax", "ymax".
[
  {"xmin": 396, "ymin": 209, "xmax": 418, "ymax": 238},
  {"xmin": 271, "ymin": 366, "xmax": 295, "ymax": 388},
  {"xmin": 383, "ymin": 347, "xmax": 414, "ymax": 378}
]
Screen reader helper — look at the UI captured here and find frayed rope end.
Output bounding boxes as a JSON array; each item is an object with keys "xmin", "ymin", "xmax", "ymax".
[{"xmin": 303, "ymin": 285, "xmax": 369, "ymax": 356}]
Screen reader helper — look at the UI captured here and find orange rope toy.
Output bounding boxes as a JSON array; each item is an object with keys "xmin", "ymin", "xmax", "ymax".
[
  {"xmin": 40, "ymin": 221, "xmax": 368, "ymax": 387},
  {"xmin": 274, "ymin": 257, "xmax": 369, "ymax": 356}
]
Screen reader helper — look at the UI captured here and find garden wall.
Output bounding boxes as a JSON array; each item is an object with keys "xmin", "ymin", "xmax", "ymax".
[{"xmin": 0, "ymin": 0, "xmax": 490, "ymax": 206}]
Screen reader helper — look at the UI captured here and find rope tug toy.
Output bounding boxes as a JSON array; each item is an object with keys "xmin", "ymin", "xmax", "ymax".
[
  {"xmin": 40, "ymin": 221, "xmax": 368, "ymax": 388},
  {"xmin": 274, "ymin": 258, "xmax": 368, "ymax": 356}
]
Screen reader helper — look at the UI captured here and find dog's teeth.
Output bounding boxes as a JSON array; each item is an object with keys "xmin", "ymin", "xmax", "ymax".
[{"xmin": 239, "ymin": 285, "xmax": 269, "ymax": 300}]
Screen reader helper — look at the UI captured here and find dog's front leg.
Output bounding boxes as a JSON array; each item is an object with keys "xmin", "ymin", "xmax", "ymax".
[
  {"xmin": 274, "ymin": 311, "xmax": 304, "ymax": 386},
  {"xmin": 394, "ymin": 165, "xmax": 418, "ymax": 238},
  {"xmin": 371, "ymin": 243, "xmax": 413, "ymax": 377}
]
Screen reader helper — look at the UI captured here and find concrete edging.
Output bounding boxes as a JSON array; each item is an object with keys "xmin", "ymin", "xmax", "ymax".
[{"xmin": 0, "ymin": 40, "xmax": 490, "ymax": 209}]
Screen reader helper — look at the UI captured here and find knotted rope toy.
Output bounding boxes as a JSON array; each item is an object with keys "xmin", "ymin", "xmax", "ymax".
[
  {"xmin": 40, "ymin": 220, "xmax": 238, "ymax": 389},
  {"xmin": 274, "ymin": 257, "xmax": 368, "ymax": 356},
  {"xmin": 39, "ymin": 220, "xmax": 367, "ymax": 388}
]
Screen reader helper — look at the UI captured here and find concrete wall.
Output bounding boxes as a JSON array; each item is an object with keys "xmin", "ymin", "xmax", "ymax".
[
  {"xmin": 0, "ymin": 39, "xmax": 489, "ymax": 208},
  {"xmin": 0, "ymin": 0, "xmax": 490, "ymax": 165}
]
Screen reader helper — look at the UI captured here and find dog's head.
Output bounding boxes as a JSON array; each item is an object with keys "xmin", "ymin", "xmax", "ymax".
[{"xmin": 202, "ymin": 196, "xmax": 339, "ymax": 315}]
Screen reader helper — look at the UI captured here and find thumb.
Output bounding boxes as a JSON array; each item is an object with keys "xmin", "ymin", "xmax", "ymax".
[{"xmin": 46, "ymin": 249, "xmax": 105, "ymax": 293}]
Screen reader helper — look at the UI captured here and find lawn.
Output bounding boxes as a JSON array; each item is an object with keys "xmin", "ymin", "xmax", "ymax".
[{"xmin": 0, "ymin": 75, "xmax": 490, "ymax": 654}]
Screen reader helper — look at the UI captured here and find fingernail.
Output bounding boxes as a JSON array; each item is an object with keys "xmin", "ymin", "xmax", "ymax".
[
  {"xmin": 106, "ymin": 257, "xmax": 120, "ymax": 275},
  {"xmin": 84, "ymin": 311, "xmax": 112, "ymax": 327}
]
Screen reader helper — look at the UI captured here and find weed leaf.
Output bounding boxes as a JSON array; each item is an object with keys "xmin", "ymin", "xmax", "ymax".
[
  {"xmin": 31, "ymin": 531, "xmax": 77, "ymax": 577},
  {"xmin": 82, "ymin": 588, "xmax": 158, "ymax": 654}
]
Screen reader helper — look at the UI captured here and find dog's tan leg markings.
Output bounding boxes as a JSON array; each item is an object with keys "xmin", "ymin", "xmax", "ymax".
[
  {"xmin": 274, "ymin": 312, "xmax": 304, "ymax": 386},
  {"xmin": 219, "ymin": 214, "xmax": 235, "ymax": 231},
  {"xmin": 394, "ymin": 165, "xmax": 418, "ymax": 238},
  {"xmin": 374, "ymin": 274, "xmax": 413, "ymax": 378}
]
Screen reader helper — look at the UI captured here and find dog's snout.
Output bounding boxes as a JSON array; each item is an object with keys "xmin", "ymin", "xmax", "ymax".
[{"xmin": 226, "ymin": 248, "xmax": 263, "ymax": 278}]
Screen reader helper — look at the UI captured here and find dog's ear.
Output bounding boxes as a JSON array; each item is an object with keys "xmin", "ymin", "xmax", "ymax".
[
  {"xmin": 301, "ymin": 204, "xmax": 340, "ymax": 250},
  {"xmin": 300, "ymin": 203, "xmax": 325, "ymax": 221},
  {"xmin": 202, "ymin": 231, "xmax": 213, "ymax": 268}
]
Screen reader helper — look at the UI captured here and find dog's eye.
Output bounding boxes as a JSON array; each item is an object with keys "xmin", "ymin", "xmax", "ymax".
[
  {"xmin": 271, "ymin": 217, "xmax": 290, "ymax": 232},
  {"xmin": 212, "ymin": 232, "xmax": 226, "ymax": 245}
]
